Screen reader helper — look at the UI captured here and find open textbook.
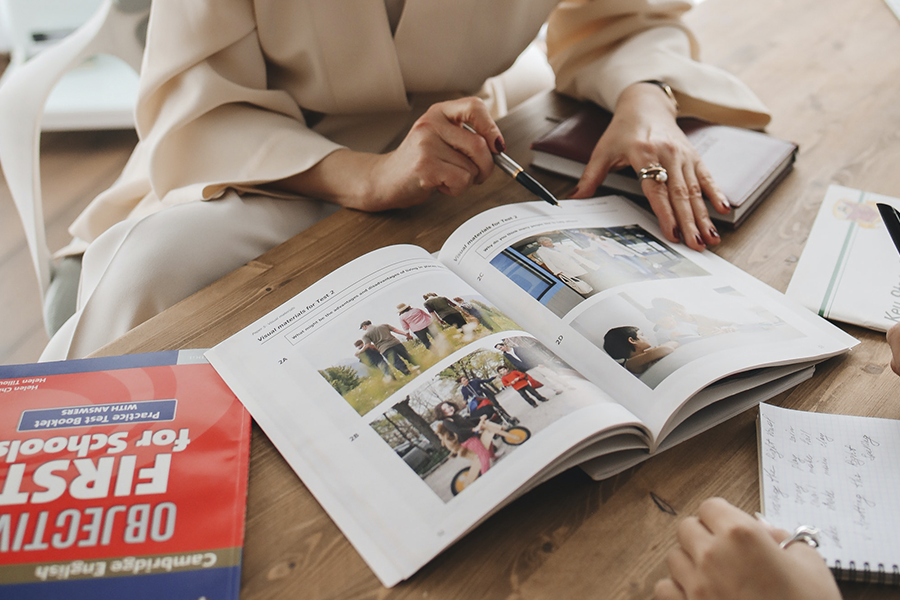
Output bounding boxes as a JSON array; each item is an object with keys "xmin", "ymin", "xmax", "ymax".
[{"xmin": 205, "ymin": 197, "xmax": 856, "ymax": 586}]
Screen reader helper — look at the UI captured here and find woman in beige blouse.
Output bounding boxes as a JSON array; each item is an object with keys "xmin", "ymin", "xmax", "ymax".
[{"xmin": 42, "ymin": 0, "xmax": 771, "ymax": 360}]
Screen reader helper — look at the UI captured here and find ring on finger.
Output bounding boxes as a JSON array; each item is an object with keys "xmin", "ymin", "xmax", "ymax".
[
  {"xmin": 779, "ymin": 525, "xmax": 820, "ymax": 550},
  {"xmin": 639, "ymin": 163, "xmax": 668, "ymax": 183}
]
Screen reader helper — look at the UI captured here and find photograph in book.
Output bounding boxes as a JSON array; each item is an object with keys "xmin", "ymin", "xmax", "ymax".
[
  {"xmin": 369, "ymin": 335, "xmax": 597, "ymax": 502},
  {"xmin": 492, "ymin": 225, "xmax": 708, "ymax": 315},
  {"xmin": 205, "ymin": 198, "xmax": 857, "ymax": 587},
  {"xmin": 572, "ymin": 279, "xmax": 804, "ymax": 389},
  {"xmin": 306, "ymin": 286, "xmax": 518, "ymax": 416}
]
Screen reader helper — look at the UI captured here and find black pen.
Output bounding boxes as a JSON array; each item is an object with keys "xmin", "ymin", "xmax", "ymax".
[
  {"xmin": 877, "ymin": 202, "xmax": 900, "ymax": 256},
  {"xmin": 462, "ymin": 122, "xmax": 558, "ymax": 206}
]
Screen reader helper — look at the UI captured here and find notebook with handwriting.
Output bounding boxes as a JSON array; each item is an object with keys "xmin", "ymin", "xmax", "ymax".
[{"xmin": 758, "ymin": 403, "xmax": 900, "ymax": 584}]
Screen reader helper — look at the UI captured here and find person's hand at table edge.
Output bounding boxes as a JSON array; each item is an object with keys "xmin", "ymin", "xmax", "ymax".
[
  {"xmin": 887, "ymin": 322, "xmax": 900, "ymax": 375},
  {"xmin": 567, "ymin": 82, "xmax": 730, "ymax": 252},
  {"xmin": 654, "ymin": 497, "xmax": 841, "ymax": 600}
]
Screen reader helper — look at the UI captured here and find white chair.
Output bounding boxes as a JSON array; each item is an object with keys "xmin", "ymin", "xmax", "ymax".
[{"xmin": 0, "ymin": 0, "xmax": 150, "ymax": 335}]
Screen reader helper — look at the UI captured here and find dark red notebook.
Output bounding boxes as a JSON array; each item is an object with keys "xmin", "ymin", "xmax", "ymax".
[{"xmin": 530, "ymin": 104, "xmax": 798, "ymax": 227}]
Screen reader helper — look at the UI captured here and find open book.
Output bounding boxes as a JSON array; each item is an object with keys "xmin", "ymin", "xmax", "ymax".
[{"xmin": 205, "ymin": 197, "xmax": 856, "ymax": 587}]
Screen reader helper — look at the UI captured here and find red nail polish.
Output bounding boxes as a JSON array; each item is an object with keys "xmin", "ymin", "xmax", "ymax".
[
  {"xmin": 495, "ymin": 137, "xmax": 506, "ymax": 153},
  {"xmin": 673, "ymin": 226, "xmax": 682, "ymax": 242},
  {"xmin": 709, "ymin": 226, "xmax": 720, "ymax": 240},
  {"xmin": 695, "ymin": 234, "xmax": 706, "ymax": 248}
]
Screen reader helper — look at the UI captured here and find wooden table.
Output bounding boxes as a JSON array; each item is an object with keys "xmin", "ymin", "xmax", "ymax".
[{"xmin": 96, "ymin": 0, "xmax": 900, "ymax": 597}]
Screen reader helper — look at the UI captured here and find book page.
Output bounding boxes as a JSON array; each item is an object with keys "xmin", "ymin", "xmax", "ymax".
[
  {"xmin": 205, "ymin": 245, "xmax": 645, "ymax": 586},
  {"xmin": 438, "ymin": 198, "xmax": 857, "ymax": 444},
  {"xmin": 786, "ymin": 185, "xmax": 900, "ymax": 332},
  {"xmin": 759, "ymin": 403, "xmax": 900, "ymax": 571}
]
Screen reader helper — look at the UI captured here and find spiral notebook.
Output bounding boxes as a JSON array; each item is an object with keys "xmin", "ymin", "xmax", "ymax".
[{"xmin": 758, "ymin": 403, "xmax": 900, "ymax": 584}]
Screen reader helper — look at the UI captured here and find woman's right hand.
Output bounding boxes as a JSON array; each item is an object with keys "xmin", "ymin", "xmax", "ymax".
[
  {"xmin": 275, "ymin": 97, "xmax": 504, "ymax": 211},
  {"xmin": 655, "ymin": 498, "xmax": 841, "ymax": 600}
]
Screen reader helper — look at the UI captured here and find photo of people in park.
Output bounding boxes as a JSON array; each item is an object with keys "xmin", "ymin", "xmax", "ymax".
[
  {"xmin": 367, "ymin": 335, "xmax": 600, "ymax": 502},
  {"xmin": 490, "ymin": 225, "xmax": 709, "ymax": 318},
  {"xmin": 570, "ymin": 278, "xmax": 804, "ymax": 389},
  {"xmin": 308, "ymin": 284, "xmax": 519, "ymax": 416}
]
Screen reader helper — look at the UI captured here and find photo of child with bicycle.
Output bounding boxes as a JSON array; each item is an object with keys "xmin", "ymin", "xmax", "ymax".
[
  {"xmin": 308, "ymin": 286, "xmax": 517, "ymax": 416},
  {"xmin": 368, "ymin": 335, "xmax": 604, "ymax": 502}
]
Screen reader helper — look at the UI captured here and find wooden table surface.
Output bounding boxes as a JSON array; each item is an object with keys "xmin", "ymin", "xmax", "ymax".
[{"xmin": 96, "ymin": 0, "xmax": 900, "ymax": 597}]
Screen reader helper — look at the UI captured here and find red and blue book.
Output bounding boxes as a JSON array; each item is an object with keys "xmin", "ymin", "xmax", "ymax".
[{"xmin": 0, "ymin": 350, "xmax": 251, "ymax": 599}]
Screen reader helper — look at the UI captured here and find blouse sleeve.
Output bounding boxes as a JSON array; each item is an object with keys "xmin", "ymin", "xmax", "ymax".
[
  {"xmin": 545, "ymin": 0, "xmax": 771, "ymax": 129},
  {"xmin": 134, "ymin": 0, "xmax": 344, "ymax": 206}
]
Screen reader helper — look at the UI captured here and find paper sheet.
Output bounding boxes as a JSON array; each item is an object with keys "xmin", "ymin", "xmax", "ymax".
[{"xmin": 759, "ymin": 403, "xmax": 900, "ymax": 570}]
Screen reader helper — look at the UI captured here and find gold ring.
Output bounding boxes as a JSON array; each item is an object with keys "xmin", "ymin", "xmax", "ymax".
[{"xmin": 639, "ymin": 163, "xmax": 668, "ymax": 183}]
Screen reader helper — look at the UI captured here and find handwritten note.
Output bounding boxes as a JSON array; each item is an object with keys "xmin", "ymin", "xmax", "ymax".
[{"xmin": 759, "ymin": 403, "xmax": 900, "ymax": 570}]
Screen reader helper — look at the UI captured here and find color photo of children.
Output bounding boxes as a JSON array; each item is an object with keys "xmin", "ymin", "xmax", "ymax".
[
  {"xmin": 368, "ymin": 337, "xmax": 598, "ymax": 502},
  {"xmin": 311, "ymin": 286, "xmax": 518, "ymax": 416}
]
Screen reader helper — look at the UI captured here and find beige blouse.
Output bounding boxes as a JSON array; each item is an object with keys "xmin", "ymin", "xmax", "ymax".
[{"xmin": 67, "ymin": 0, "xmax": 771, "ymax": 249}]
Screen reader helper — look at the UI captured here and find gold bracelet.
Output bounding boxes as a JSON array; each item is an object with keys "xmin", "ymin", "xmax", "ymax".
[{"xmin": 641, "ymin": 80, "xmax": 679, "ymax": 111}]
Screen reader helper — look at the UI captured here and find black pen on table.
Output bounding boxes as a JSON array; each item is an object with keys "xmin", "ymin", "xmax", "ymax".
[
  {"xmin": 461, "ymin": 122, "xmax": 558, "ymax": 206},
  {"xmin": 877, "ymin": 202, "xmax": 900, "ymax": 256}
]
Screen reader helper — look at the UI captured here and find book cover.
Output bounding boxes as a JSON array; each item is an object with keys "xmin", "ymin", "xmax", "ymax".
[
  {"xmin": 0, "ymin": 351, "xmax": 251, "ymax": 599},
  {"xmin": 786, "ymin": 185, "xmax": 900, "ymax": 332},
  {"xmin": 530, "ymin": 103, "xmax": 798, "ymax": 227}
]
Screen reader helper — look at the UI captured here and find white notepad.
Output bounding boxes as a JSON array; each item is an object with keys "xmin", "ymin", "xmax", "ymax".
[
  {"xmin": 785, "ymin": 185, "xmax": 900, "ymax": 332},
  {"xmin": 758, "ymin": 403, "xmax": 900, "ymax": 584}
]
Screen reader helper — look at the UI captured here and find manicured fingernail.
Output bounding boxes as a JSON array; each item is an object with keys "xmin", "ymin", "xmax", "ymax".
[
  {"xmin": 708, "ymin": 226, "xmax": 720, "ymax": 240},
  {"xmin": 673, "ymin": 226, "xmax": 682, "ymax": 242},
  {"xmin": 754, "ymin": 512, "xmax": 774, "ymax": 529},
  {"xmin": 695, "ymin": 234, "xmax": 706, "ymax": 247},
  {"xmin": 495, "ymin": 137, "xmax": 506, "ymax": 153}
]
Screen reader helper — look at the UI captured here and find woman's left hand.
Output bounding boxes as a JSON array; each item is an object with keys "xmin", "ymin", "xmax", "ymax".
[
  {"xmin": 887, "ymin": 323, "xmax": 900, "ymax": 375},
  {"xmin": 568, "ymin": 82, "xmax": 730, "ymax": 252}
]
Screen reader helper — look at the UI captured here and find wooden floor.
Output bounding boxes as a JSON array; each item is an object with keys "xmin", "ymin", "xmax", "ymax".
[{"xmin": 0, "ymin": 56, "xmax": 138, "ymax": 365}]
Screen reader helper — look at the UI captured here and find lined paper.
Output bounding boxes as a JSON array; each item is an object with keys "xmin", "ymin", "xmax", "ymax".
[{"xmin": 759, "ymin": 403, "xmax": 900, "ymax": 570}]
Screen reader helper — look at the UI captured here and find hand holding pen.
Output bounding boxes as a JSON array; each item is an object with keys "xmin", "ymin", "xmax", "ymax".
[
  {"xmin": 461, "ymin": 122, "xmax": 558, "ymax": 206},
  {"xmin": 276, "ymin": 97, "xmax": 557, "ymax": 211}
]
